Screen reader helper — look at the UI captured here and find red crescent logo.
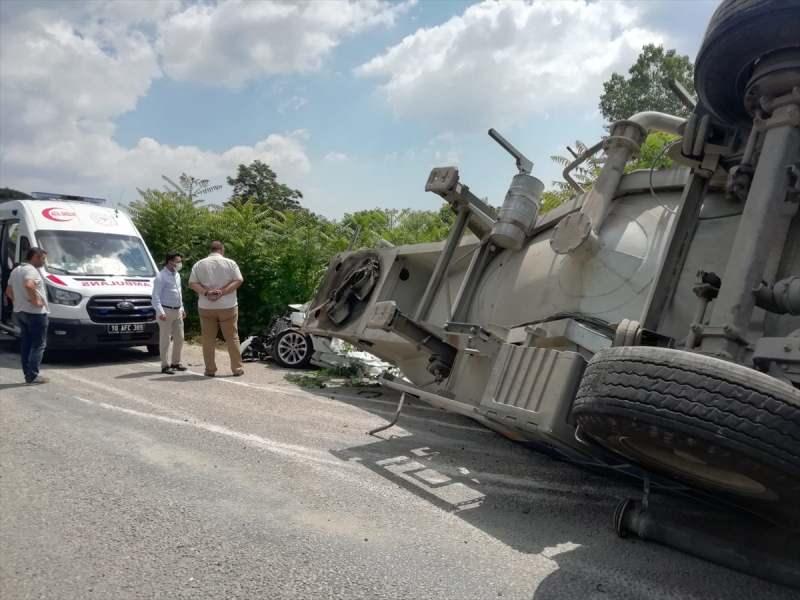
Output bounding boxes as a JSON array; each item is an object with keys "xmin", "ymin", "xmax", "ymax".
[{"xmin": 42, "ymin": 207, "xmax": 77, "ymax": 222}]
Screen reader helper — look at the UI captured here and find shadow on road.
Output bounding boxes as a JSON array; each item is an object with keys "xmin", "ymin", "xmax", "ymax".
[
  {"xmin": 0, "ymin": 382, "xmax": 28, "ymax": 391},
  {"xmin": 300, "ymin": 384, "xmax": 797, "ymax": 598},
  {"xmin": 44, "ymin": 347, "xmax": 155, "ymax": 368}
]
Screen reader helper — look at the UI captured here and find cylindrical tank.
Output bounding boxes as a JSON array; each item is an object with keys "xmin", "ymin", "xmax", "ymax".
[
  {"xmin": 464, "ymin": 170, "xmax": 717, "ymax": 334},
  {"xmin": 490, "ymin": 174, "xmax": 544, "ymax": 250}
]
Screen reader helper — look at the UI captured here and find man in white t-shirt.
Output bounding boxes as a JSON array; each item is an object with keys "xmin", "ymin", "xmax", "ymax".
[
  {"xmin": 188, "ymin": 241, "xmax": 244, "ymax": 377},
  {"xmin": 4, "ymin": 247, "xmax": 50, "ymax": 384}
]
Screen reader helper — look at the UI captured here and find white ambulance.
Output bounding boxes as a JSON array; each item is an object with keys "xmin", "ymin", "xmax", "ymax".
[{"xmin": 1, "ymin": 193, "xmax": 160, "ymax": 353}]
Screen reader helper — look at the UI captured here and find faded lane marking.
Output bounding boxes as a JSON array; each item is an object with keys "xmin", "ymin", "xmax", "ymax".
[{"xmin": 72, "ymin": 395, "xmax": 359, "ymax": 472}]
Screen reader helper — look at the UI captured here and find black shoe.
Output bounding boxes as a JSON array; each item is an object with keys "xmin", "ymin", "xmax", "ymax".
[
  {"xmin": 161, "ymin": 366, "xmax": 175, "ymax": 375},
  {"xmin": 170, "ymin": 364, "xmax": 187, "ymax": 371}
]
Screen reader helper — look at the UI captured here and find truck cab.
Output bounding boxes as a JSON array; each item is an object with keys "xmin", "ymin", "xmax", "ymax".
[{"xmin": 1, "ymin": 193, "xmax": 159, "ymax": 353}]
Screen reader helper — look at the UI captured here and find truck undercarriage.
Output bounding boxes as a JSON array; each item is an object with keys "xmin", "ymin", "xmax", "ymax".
[{"xmin": 304, "ymin": 0, "xmax": 800, "ymax": 586}]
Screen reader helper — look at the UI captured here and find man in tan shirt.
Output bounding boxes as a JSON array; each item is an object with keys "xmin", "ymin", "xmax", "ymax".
[{"xmin": 188, "ymin": 241, "xmax": 244, "ymax": 377}]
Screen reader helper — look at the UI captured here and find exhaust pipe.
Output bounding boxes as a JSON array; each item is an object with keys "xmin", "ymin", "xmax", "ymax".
[{"xmin": 614, "ymin": 499, "xmax": 800, "ymax": 589}]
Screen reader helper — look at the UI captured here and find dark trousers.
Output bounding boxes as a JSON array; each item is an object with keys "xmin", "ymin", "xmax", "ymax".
[{"xmin": 15, "ymin": 312, "xmax": 48, "ymax": 382}]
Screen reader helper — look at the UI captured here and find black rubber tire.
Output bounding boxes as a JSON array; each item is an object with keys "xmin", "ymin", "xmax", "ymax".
[
  {"xmin": 573, "ymin": 347, "xmax": 800, "ymax": 513},
  {"xmin": 694, "ymin": 0, "xmax": 800, "ymax": 127},
  {"xmin": 271, "ymin": 329, "xmax": 313, "ymax": 369},
  {"xmin": 146, "ymin": 344, "xmax": 159, "ymax": 357}
]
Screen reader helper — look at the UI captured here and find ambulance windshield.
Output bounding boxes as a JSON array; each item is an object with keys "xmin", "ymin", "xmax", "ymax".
[{"xmin": 36, "ymin": 230, "xmax": 155, "ymax": 277}]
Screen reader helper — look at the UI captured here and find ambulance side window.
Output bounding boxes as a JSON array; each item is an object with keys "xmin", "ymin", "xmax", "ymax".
[
  {"xmin": 4, "ymin": 222, "xmax": 19, "ymax": 270},
  {"xmin": 19, "ymin": 236, "xmax": 30, "ymax": 263}
]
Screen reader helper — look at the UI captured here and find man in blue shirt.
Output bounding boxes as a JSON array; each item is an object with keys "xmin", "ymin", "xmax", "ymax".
[{"xmin": 151, "ymin": 251, "xmax": 186, "ymax": 374}]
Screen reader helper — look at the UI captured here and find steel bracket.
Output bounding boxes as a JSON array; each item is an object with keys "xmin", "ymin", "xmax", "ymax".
[
  {"xmin": 443, "ymin": 321, "xmax": 503, "ymax": 357},
  {"xmin": 425, "ymin": 166, "xmax": 497, "ymax": 234},
  {"xmin": 753, "ymin": 336, "xmax": 800, "ymax": 385},
  {"xmin": 755, "ymin": 103, "xmax": 800, "ymax": 131}
]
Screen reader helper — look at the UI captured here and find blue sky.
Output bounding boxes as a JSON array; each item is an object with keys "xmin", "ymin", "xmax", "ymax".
[{"xmin": 0, "ymin": 0, "xmax": 719, "ymax": 218}]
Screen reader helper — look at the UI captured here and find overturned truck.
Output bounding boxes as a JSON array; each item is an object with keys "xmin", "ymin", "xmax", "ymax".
[{"xmin": 305, "ymin": 0, "xmax": 800, "ymax": 584}]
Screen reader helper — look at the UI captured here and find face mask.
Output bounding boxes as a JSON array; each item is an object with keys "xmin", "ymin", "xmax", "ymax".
[{"xmin": 174, "ymin": 262, "xmax": 183, "ymax": 272}]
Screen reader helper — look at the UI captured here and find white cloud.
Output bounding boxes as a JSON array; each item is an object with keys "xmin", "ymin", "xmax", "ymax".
[
  {"xmin": 324, "ymin": 152, "xmax": 350, "ymax": 163},
  {"xmin": 278, "ymin": 95, "xmax": 309, "ymax": 114},
  {"xmin": 357, "ymin": 0, "xmax": 663, "ymax": 129},
  {"xmin": 158, "ymin": 0, "xmax": 416, "ymax": 88},
  {"xmin": 0, "ymin": 2, "xmax": 310, "ymax": 203}
]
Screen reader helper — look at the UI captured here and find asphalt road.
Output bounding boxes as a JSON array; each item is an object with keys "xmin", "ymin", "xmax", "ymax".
[{"xmin": 0, "ymin": 336, "xmax": 796, "ymax": 600}]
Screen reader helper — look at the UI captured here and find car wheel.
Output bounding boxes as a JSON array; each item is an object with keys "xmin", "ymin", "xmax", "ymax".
[{"xmin": 271, "ymin": 329, "xmax": 313, "ymax": 368}]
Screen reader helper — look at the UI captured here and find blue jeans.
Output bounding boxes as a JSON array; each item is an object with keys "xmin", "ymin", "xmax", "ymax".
[{"xmin": 15, "ymin": 312, "xmax": 49, "ymax": 382}]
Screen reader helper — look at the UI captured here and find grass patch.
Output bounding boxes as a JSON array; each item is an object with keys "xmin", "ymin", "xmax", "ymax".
[{"xmin": 285, "ymin": 363, "xmax": 383, "ymax": 389}]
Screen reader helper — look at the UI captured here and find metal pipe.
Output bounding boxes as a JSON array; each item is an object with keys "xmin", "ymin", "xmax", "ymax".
[
  {"xmin": 380, "ymin": 374, "xmax": 478, "ymax": 419},
  {"xmin": 686, "ymin": 296, "xmax": 710, "ymax": 349},
  {"xmin": 627, "ymin": 111, "xmax": 686, "ymax": 136},
  {"xmin": 667, "ymin": 80, "xmax": 697, "ymax": 112},
  {"xmin": 615, "ymin": 499, "xmax": 800, "ymax": 589},
  {"xmin": 368, "ymin": 392, "xmax": 406, "ymax": 436},
  {"xmin": 562, "ymin": 140, "xmax": 604, "ymax": 193},
  {"xmin": 552, "ymin": 120, "xmax": 646, "ymax": 257},
  {"xmin": 415, "ymin": 206, "xmax": 470, "ymax": 322},
  {"xmin": 582, "ymin": 127, "xmax": 644, "ymax": 232},
  {"xmin": 450, "ymin": 241, "xmax": 496, "ymax": 322},
  {"xmin": 755, "ymin": 276, "xmax": 800, "ymax": 315},
  {"xmin": 701, "ymin": 108, "xmax": 800, "ymax": 358}
]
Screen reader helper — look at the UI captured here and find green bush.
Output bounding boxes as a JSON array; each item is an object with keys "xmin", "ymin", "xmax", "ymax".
[{"xmin": 129, "ymin": 192, "xmax": 351, "ymax": 336}]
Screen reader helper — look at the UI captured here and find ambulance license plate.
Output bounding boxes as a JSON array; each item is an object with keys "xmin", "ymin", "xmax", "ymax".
[{"xmin": 108, "ymin": 323, "xmax": 145, "ymax": 334}]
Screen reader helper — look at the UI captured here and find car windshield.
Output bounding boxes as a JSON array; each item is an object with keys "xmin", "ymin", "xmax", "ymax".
[{"xmin": 35, "ymin": 230, "xmax": 155, "ymax": 277}]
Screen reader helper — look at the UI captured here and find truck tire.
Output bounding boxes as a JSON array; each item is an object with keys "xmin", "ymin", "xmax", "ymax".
[
  {"xmin": 572, "ymin": 347, "xmax": 800, "ymax": 512},
  {"xmin": 146, "ymin": 344, "xmax": 159, "ymax": 357},
  {"xmin": 694, "ymin": 0, "xmax": 800, "ymax": 127},
  {"xmin": 271, "ymin": 329, "xmax": 313, "ymax": 369}
]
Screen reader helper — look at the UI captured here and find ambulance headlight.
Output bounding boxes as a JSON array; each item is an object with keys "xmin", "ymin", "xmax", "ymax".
[{"xmin": 47, "ymin": 285, "xmax": 82, "ymax": 306}]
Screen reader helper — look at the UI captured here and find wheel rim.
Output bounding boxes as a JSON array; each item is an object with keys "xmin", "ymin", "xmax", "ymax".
[
  {"xmin": 277, "ymin": 331, "xmax": 309, "ymax": 366},
  {"xmin": 618, "ymin": 437, "xmax": 773, "ymax": 499}
]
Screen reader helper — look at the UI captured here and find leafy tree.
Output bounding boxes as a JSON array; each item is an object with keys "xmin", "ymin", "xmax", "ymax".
[
  {"xmin": 550, "ymin": 140, "xmax": 604, "ymax": 193},
  {"xmin": 226, "ymin": 160, "xmax": 303, "ymax": 210},
  {"xmin": 540, "ymin": 189, "xmax": 573, "ymax": 214},
  {"xmin": 341, "ymin": 206, "xmax": 454, "ymax": 248},
  {"xmin": 626, "ymin": 131, "xmax": 678, "ymax": 172},
  {"xmin": 0, "ymin": 187, "xmax": 31, "ymax": 200},
  {"xmin": 599, "ymin": 44, "xmax": 694, "ymax": 122},
  {"xmin": 162, "ymin": 173, "xmax": 222, "ymax": 202},
  {"xmin": 129, "ymin": 190, "xmax": 348, "ymax": 335},
  {"xmin": 129, "ymin": 190, "xmax": 209, "ymax": 262}
]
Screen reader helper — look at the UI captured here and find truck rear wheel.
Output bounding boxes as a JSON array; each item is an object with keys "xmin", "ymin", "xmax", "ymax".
[
  {"xmin": 694, "ymin": 0, "xmax": 800, "ymax": 127},
  {"xmin": 572, "ymin": 347, "xmax": 800, "ymax": 518}
]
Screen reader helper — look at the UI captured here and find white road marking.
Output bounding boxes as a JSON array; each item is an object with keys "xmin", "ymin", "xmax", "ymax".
[{"xmin": 72, "ymin": 395, "xmax": 357, "ymax": 472}]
